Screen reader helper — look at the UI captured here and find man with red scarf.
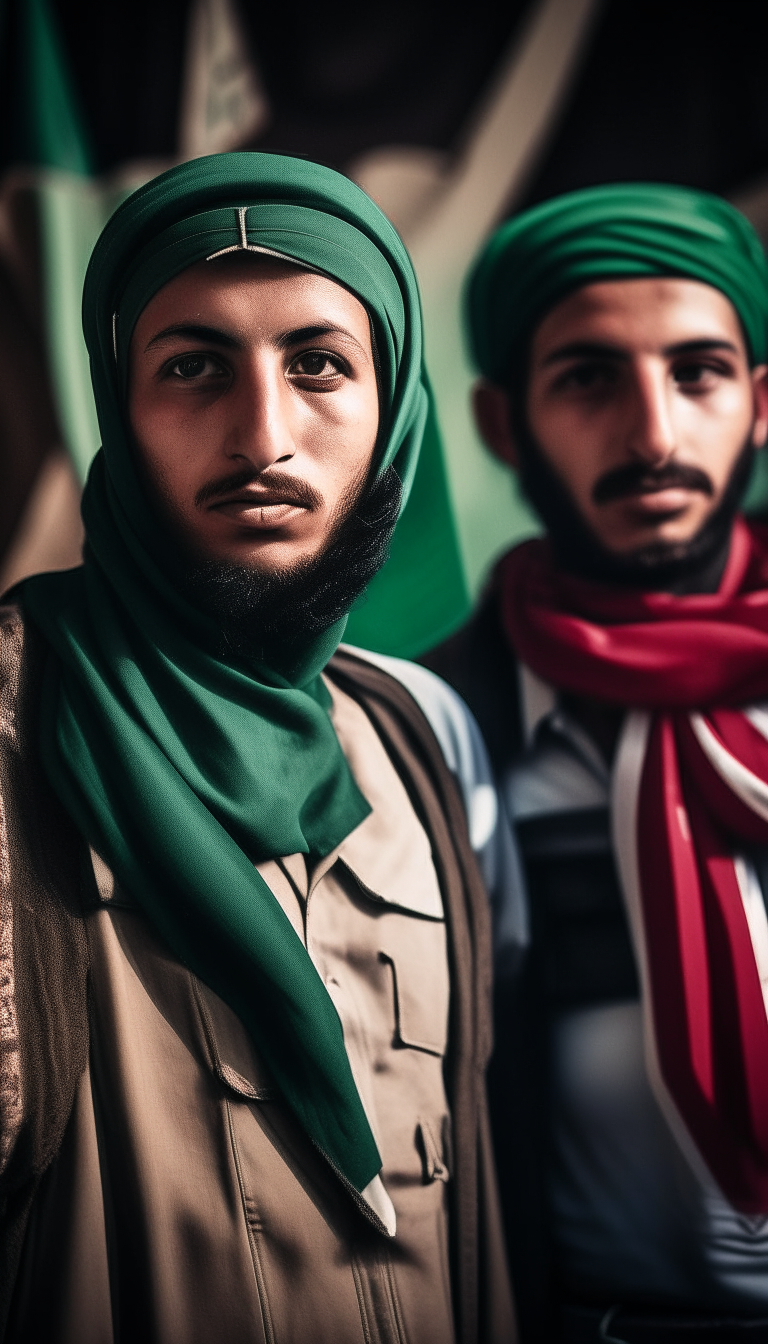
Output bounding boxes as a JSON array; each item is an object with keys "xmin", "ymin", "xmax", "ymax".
[{"xmin": 425, "ymin": 184, "xmax": 768, "ymax": 1342}]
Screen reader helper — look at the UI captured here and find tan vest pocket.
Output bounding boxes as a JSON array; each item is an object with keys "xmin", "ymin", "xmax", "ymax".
[{"xmin": 378, "ymin": 917, "xmax": 449, "ymax": 1058}]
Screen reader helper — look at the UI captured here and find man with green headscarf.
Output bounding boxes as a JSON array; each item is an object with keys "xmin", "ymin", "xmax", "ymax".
[
  {"xmin": 0, "ymin": 152, "xmax": 516, "ymax": 1342},
  {"xmin": 426, "ymin": 184, "xmax": 768, "ymax": 1341}
]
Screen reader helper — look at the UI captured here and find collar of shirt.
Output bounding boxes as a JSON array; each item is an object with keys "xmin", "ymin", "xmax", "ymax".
[{"xmin": 508, "ymin": 664, "xmax": 611, "ymax": 820}]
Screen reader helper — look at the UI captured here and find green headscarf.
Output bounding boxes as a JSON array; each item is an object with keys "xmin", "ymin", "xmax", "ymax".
[
  {"xmin": 22, "ymin": 152, "xmax": 432, "ymax": 1196},
  {"xmin": 467, "ymin": 182, "xmax": 768, "ymax": 383}
]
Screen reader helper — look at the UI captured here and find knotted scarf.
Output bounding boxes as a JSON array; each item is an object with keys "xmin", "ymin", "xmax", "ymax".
[
  {"xmin": 467, "ymin": 182, "xmax": 768, "ymax": 382},
  {"xmin": 500, "ymin": 520, "xmax": 768, "ymax": 1212},
  {"xmin": 22, "ymin": 152, "xmax": 432, "ymax": 1195}
]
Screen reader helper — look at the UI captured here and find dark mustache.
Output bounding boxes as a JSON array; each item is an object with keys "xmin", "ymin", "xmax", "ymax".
[
  {"xmin": 592, "ymin": 461, "xmax": 714, "ymax": 505},
  {"xmin": 195, "ymin": 467, "xmax": 323, "ymax": 510}
]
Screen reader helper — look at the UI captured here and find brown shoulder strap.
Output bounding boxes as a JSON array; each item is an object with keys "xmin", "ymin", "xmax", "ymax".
[
  {"xmin": 327, "ymin": 648, "xmax": 516, "ymax": 1344},
  {"xmin": 0, "ymin": 604, "xmax": 89, "ymax": 1336}
]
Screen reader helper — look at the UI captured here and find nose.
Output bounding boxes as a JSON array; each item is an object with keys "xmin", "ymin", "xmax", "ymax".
[
  {"xmin": 624, "ymin": 360, "xmax": 677, "ymax": 466},
  {"xmin": 223, "ymin": 357, "xmax": 295, "ymax": 473}
]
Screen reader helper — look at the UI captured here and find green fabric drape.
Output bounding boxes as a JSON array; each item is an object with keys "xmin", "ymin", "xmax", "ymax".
[
  {"xmin": 468, "ymin": 182, "xmax": 768, "ymax": 383},
  {"xmin": 22, "ymin": 151, "xmax": 433, "ymax": 1195}
]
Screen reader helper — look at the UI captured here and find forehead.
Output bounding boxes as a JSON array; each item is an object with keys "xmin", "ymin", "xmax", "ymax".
[
  {"xmin": 530, "ymin": 276, "xmax": 748, "ymax": 363},
  {"xmin": 131, "ymin": 254, "xmax": 372, "ymax": 344}
]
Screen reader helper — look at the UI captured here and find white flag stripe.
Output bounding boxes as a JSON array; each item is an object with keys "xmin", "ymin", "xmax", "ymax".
[
  {"xmin": 745, "ymin": 704, "xmax": 768, "ymax": 743},
  {"xmin": 689, "ymin": 713, "xmax": 768, "ymax": 823},
  {"xmin": 610, "ymin": 711, "xmax": 733, "ymax": 1198},
  {"xmin": 734, "ymin": 857, "xmax": 768, "ymax": 1022}
]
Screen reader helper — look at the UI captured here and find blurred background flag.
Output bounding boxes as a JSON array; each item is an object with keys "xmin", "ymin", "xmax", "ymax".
[
  {"xmin": 346, "ymin": 0, "xmax": 601, "ymax": 652},
  {"xmin": 179, "ymin": 0, "xmax": 269, "ymax": 159}
]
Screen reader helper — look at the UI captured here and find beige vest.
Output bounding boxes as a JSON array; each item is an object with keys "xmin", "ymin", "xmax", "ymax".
[
  {"xmin": 0, "ymin": 617, "xmax": 516, "ymax": 1344},
  {"xmin": 10, "ymin": 683, "xmax": 455, "ymax": 1343}
]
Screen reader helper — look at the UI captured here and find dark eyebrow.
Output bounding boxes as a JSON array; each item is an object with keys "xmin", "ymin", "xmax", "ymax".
[
  {"xmin": 144, "ymin": 321, "xmax": 365, "ymax": 354},
  {"xmin": 275, "ymin": 323, "xmax": 364, "ymax": 351},
  {"xmin": 145, "ymin": 323, "xmax": 241, "ymax": 352},
  {"xmin": 542, "ymin": 341, "xmax": 629, "ymax": 367},
  {"xmin": 542, "ymin": 336, "xmax": 740, "ymax": 367},
  {"xmin": 663, "ymin": 338, "xmax": 739, "ymax": 356}
]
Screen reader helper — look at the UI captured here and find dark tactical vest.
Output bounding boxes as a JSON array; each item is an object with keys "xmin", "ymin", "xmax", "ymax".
[{"xmin": 423, "ymin": 589, "xmax": 641, "ymax": 1341}]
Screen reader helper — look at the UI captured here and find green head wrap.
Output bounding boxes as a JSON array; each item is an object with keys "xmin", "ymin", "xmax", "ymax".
[
  {"xmin": 467, "ymin": 182, "xmax": 768, "ymax": 383},
  {"xmin": 22, "ymin": 152, "xmax": 432, "ymax": 1196}
]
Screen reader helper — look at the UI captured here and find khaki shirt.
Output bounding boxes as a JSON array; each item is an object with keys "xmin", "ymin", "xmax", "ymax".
[{"xmin": 10, "ymin": 681, "xmax": 456, "ymax": 1344}]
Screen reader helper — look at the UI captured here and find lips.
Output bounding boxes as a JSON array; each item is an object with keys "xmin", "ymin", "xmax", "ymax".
[
  {"xmin": 206, "ymin": 490, "xmax": 310, "ymax": 531},
  {"xmin": 631, "ymin": 479, "xmax": 694, "ymax": 494},
  {"xmin": 624, "ymin": 485, "xmax": 693, "ymax": 511},
  {"xmin": 210, "ymin": 490, "xmax": 306, "ymax": 509}
]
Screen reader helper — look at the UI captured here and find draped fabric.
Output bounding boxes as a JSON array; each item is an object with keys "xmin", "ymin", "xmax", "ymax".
[
  {"xmin": 467, "ymin": 183, "xmax": 768, "ymax": 383},
  {"xmin": 500, "ymin": 520, "xmax": 768, "ymax": 1211},
  {"xmin": 21, "ymin": 152, "xmax": 433, "ymax": 1194}
]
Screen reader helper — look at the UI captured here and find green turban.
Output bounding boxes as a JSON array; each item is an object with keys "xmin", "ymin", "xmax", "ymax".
[
  {"xmin": 467, "ymin": 182, "xmax": 768, "ymax": 383},
  {"xmin": 22, "ymin": 152, "xmax": 433, "ymax": 1197}
]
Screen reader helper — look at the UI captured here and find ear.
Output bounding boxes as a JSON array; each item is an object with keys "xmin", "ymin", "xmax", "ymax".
[
  {"xmin": 471, "ymin": 379, "xmax": 520, "ymax": 470},
  {"xmin": 751, "ymin": 364, "xmax": 768, "ymax": 448}
]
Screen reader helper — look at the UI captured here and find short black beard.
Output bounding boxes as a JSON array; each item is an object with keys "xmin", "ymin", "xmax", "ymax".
[
  {"xmin": 512, "ymin": 402, "xmax": 756, "ymax": 594},
  {"xmin": 182, "ymin": 465, "xmax": 402, "ymax": 665}
]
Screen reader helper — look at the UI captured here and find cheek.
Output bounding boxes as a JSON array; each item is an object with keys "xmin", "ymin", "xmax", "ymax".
[
  {"xmin": 298, "ymin": 383, "xmax": 379, "ymax": 473},
  {"xmin": 129, "ymin": 400, "xmax": 200, "ymax": 514},
  {"xmin": 131, "ymin": 393, "xmax": 195, "ymax": 449},
  {"xmin": 679, "ymin": 388, "xmax": 754, "ymax": 489},
  {"xmin": 528, "ymin": 403, "xmax": 606, "ymax": 503},
  {"xmin": 328, "ymin": 376, "xmax": 378, "ymax": 434},
  {"xmin": 131, "ymin": 377, "xmax": 215, "ymax": 457},
  {"xmin": 129, "ymin": 382, "xmax": 174, "ymax": 464}
]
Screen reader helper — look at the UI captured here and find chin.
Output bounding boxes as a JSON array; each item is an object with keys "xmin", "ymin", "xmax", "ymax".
[
  {"xmin": 606, "ymin": 529, "xmax": 700, "ymax": 559},
  {"xmin": 597, "ymin": 509, "xmax": 707, "ymax": 558},
  {"xmin": 202, "ymin": 542, "xmax": 312, "ymax": 574}
]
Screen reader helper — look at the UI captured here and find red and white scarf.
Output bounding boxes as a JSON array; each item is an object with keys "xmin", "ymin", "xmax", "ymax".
[{"xmin": 499, "ymin": 518, "xmax": 768, "ymax": 1212}]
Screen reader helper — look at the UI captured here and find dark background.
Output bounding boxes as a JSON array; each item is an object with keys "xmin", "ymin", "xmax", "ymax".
[{"xmin": 3, "ymin": 1, "xmax": 766, "ymax": 210}]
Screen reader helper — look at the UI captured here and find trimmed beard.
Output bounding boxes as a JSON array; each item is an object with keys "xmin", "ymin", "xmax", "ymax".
[
  {"xmin": 181, "ymin": 465, "xmax": 402, "ymax": 664},
  {"xmin": 511, "ymin": 404, "xmax": 756, "ymax": 594}
]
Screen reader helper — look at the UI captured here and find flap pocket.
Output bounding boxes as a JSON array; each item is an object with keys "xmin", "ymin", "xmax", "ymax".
[
  {"xmin": 380, "ymin": 930, "xmax": 449, "ymax": 1058},
  {"xmin": 417, "ymin": 1117, "xmax": 450, "ymax": 1183}
]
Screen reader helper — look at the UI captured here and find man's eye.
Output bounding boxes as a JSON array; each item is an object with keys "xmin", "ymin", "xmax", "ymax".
[
  {"xmin": 290, "ymin": 351, "xmax": 343, "ymax": 378},
  {"xmin": 674, "ymin": 362, "xmax": 720, "ymax": 386},
  {"xmin": 168, "ymin": 353, "xmax": 224, "ymax": 380},
  {"xmin": 557, "ymin": 362, "xmax": 616, "ymax": 391}
]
